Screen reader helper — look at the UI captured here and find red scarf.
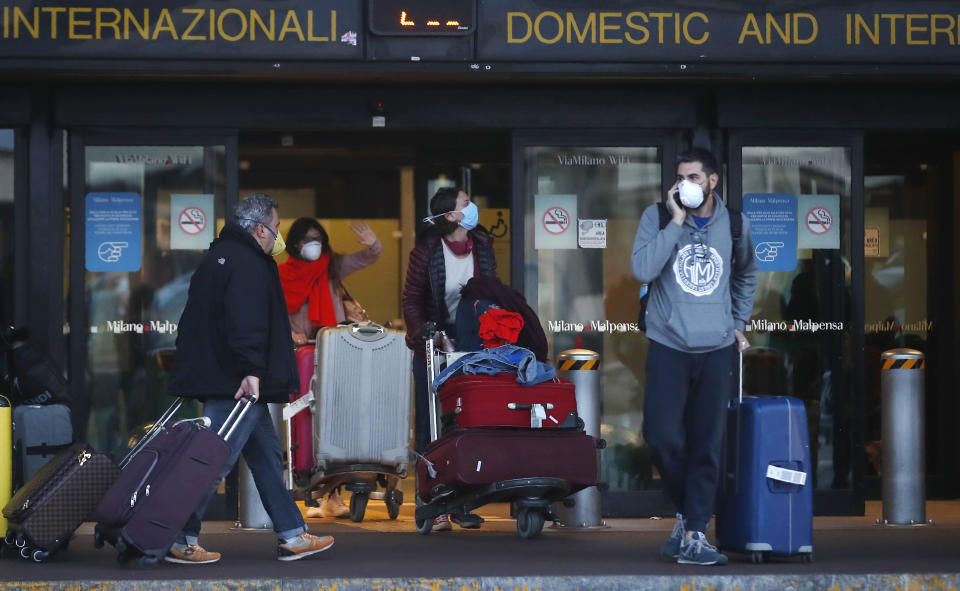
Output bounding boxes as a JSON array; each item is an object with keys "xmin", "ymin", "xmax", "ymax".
[
  {"xmin": 278, "ymin": 253, "xmax": 338, "ymax": 328},
  {"xmin": 443, "ymin": 235, "xmax": 473, "ymax": 256}
]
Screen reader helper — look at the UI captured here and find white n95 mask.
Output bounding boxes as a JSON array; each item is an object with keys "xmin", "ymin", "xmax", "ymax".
[
  {"xmin": 300, "ymin": 241, "xmax": 323, "ymax": 261},
  {"xmin": 678, "ymin": 179, "xmax": 705, "ymax": 209}
]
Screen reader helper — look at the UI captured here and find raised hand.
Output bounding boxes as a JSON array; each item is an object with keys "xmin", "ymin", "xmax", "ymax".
[{"xmin": 350, "ymin": 221, "xmax": 378, "ymax": 247}]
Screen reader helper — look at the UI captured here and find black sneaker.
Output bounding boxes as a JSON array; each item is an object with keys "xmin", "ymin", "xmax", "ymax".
[
  {"xmin": 659, "ymin": 513, "xmax": 685, "ymax": 559},
  {"xmin": 450, "ymin": 512, "xmax": 484, "ymax": 529},
  {"xmin": 678, "ymin": 531, "xmax": 728, "ymax": 566}
]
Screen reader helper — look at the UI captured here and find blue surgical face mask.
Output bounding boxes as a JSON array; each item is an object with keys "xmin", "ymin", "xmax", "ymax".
[{"xmin": 458, "ymin": 202, "xmax": 479, "ymax": 230}]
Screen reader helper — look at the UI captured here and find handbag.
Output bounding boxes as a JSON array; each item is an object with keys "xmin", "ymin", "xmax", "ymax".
[{"xmin": 338, "ymin": 281, "xmax": 370, "ymax": 324}]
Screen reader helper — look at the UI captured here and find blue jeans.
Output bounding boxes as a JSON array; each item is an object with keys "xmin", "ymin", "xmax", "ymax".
[{"xmin": 178, "ymin": 399, "xmax": 307, "ymax": 544}]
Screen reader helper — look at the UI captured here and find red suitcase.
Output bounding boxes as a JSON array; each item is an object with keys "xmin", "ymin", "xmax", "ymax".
[
  {"xmin": 438, "ymin": 374, "xmax": 580, "ymax": 432},
  {"xmin": 290, "ymin": 345, "xmax": 315, "ymax": 480},
  {"xmin": 416, "ymin": 428, "xmax": 601, "ymax": 502}
]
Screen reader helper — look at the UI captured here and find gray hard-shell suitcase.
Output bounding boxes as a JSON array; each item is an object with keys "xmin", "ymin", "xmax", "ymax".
[
  {"xmin": 13, "ymin": 404, "xmax": 73, "ymax": 484},
  {"xmin": 312, "ymin": 323, "xmax": 412, "ymax": 473}
]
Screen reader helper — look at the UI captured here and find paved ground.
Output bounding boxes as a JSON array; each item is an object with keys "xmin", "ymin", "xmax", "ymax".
[{"xmin": 1, "ymin": 500, "xmax": 958, "ymax": 590}]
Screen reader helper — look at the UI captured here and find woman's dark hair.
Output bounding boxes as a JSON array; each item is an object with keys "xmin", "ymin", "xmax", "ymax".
[
  {"xmin": 416, "ymin": 187, "xmax": 461, "ymax": 242},
  {"xmin": 285, "ymin": 217, "xmax": 340, "ymax": 277}
]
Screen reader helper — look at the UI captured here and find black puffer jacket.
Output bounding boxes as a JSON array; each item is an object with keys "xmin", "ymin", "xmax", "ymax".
[{"xmin": 169, "ymin": 223, "xmax": 299, "ymax": 403}]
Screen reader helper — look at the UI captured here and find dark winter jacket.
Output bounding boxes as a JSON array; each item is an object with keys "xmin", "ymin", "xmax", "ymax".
[
  {"xmin": 169, "ymin": 223, "xmax": 299, "ymax": 404},
  {"xmin": 402, "ymin": 230, "xmax": 496, "ymax": 354}
]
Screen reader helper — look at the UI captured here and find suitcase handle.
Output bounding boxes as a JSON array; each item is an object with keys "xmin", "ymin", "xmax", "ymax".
[
  {"xmin": 507, "ymin": 402, "xmax": 555, "ymax": 411},
  {"xmin": 218, "ymin": 395, "xmax": 257, "ymax": 443},
  {"xmin": 120, "ymin": 397, "xmax": 184, "ymax": 468}
]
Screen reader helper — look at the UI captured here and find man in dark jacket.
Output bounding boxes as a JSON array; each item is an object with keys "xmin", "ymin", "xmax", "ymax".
[{"xmin": 167, "ymin": 194, "xmax": 334, "ymax": 564}]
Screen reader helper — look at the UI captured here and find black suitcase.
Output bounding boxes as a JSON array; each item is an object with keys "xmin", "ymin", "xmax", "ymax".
[
  {"xmin": 91, "ymin": 397, "xmax": 254, "ymax": 567},
  {"xmin": 2, "ymin": 442, "xmax": 119, "ymax": 562}
]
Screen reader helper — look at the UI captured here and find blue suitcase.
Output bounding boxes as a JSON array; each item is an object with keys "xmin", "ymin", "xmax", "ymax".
[{"xmin": 717, "ymin": 353, "xmax": 813, "ymax": 563}]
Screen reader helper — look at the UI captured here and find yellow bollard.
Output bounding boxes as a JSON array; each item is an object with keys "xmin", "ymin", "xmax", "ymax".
[{"xmin": 0, "ymin": 395, "xmax": 11, "ymax": 535}]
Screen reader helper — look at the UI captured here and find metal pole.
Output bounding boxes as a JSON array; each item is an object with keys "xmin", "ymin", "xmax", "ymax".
[
  {"xmin": 879, "ymin": 348, "xmax": 929, "ymax": 526},
  {"xmin": 236, "ymin": 403, "xmax": 284, "ymax": 530},
  {"xmin": 556, "ymin": 349, "xmax": 606, "ymax": 529}
]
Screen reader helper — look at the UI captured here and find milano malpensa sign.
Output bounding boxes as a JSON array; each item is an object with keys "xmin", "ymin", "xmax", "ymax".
[{"xmin": 2, "ymin": 0, "xmax": 960, "ymax": 63}]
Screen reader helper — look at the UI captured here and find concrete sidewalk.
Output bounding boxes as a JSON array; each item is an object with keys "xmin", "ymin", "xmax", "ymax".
[{"xmin": 1, "ymin": 501, "xmax": 958, "ymax": 590}]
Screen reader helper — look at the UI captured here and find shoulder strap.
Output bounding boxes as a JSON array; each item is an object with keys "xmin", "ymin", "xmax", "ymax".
[
  {"xmin": 728, "ymin": 207, "xmax": 742, "ymax": 241},
  {"xmin": 656, "ymin": 202, "xmax": 671, "ymax": 230},
  {"xmin": 728, "ymin": 207, "xmax": 743, "ymax": 267}
]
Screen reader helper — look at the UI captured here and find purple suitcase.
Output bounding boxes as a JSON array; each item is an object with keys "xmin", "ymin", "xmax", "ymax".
[{"xmin": 91, "ymin": 397, "xmax": 254, "ymax": 566}]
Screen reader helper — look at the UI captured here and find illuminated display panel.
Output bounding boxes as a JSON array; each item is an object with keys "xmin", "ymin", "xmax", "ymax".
[{"xmin": 368, "ymin": 0, "xmax": 475, "ymax": 36}]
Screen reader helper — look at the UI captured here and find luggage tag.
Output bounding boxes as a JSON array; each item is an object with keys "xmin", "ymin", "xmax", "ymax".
[{"xmin": 530, "ymin": 404, "xmax": 546, "ymax": 428}]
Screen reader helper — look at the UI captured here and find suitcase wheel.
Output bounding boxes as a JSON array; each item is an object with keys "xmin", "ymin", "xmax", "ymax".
[
  {"xmin": 19, "ymin": 546, "xmax": 31, "ymax": 559},
  {"xmin": 349, "ymin": 492, "xmax": 368, "ymax": 523},
  {"xmin": 15, "ymin": 533, "xmax": 26, "ymax": 548},
  {"xmin": 4, "ymin": 530, "xmax": 15, "ymax": 546},
  {"xmin": 750, "ymin": 550, "xmax": 766, "ymax": 564},
  {"xmin": 31, "ymin": 549, "xmax": 49, "ymax": 563},
  {"xmin": 516, "ymin": 508, "xmax": 545, "ymax": 540},
  {"xmin": 93, "ymin": 530, "xmax": 104, "ymax": 549},
  {"xmin": 801, "ymin": 551, "xmax": 814, "ymax": 563},
  {"xmin": 415, "ymin": 517, "xmax": 433, "ymax": 535},
  {"xmin": 386, "ymin": 490, "xmax": 403, "ymax": 520},
  {"xmin": 140, "ymin": 555, "xmax": 160, "ymax": 567}
]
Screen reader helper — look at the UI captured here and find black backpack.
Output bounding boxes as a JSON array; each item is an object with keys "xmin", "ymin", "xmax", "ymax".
[{"xmin": 637, "ymin": 203, "xmax": 743, "ymax": 331}]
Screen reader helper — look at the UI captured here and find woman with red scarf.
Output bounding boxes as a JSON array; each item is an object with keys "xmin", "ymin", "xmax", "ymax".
[
  {"xmin": 279, "ymin": 218, "xmax": 381, "ymax": 518},
  {"xmin": 401, "ymin": 187, "xmax": 497, "ymax": 532}
]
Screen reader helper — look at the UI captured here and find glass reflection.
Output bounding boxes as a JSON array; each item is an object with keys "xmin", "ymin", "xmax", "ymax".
[
  {"xmin": 741, "ymin": 146, "xmax": 853, "ymax": 490},
  {"xmin": 523, "ymin": 146, "xmax": 660, "ymax": 492}
]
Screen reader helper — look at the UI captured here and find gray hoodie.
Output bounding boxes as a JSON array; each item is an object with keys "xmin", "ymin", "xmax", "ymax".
[{"xmin": 631, "ymin": 196, "xmax": 757, "ymax": 353}]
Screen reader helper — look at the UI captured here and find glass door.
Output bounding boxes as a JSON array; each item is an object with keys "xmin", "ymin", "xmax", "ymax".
[
  {"xmin": 729, "ymin": 130, "xmax": 864, "ymax": 515},
  {"xmin": 68, "ymin": 131, "xmax": 237, "ymax": 459},
  {"xmin": 514, "ymin": 131, "xmax": 681, "ymax": 516}
]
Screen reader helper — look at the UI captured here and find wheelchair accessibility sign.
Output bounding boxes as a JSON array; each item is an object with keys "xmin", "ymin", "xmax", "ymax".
[{"xmin": 85, "ymin": 192, "xmax": 142, "ymax": 272}]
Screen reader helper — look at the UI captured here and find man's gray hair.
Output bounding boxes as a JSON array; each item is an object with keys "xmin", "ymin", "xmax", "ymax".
[{"xmin": 233, "ymin": 194, "xmax": 279, "ymax": 231}]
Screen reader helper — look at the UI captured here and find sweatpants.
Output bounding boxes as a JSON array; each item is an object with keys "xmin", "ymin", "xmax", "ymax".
[{"xmin": 642, "ymin": 339, "xmax": 736, "ymax": 533}]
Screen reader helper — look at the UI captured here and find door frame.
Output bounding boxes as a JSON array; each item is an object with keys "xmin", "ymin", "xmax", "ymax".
[
  {"xmin": 728, "ymin": 129, "xmax": 866, "ymax": 516},
  {"xmin": 511, "ymin": 129, "xmax": 686, "ymax": 517}
]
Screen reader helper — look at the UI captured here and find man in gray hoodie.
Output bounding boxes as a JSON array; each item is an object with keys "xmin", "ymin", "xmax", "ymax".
[{"xmin": 631, "ymin": 148, "xmax": 757, "ymax": 566}]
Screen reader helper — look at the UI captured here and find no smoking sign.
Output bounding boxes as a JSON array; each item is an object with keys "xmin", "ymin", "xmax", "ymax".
[
  {"xmin": 805, "ymin": 206, "xmax": 833, "ymax": 235},
  {"xmin": 179, "ymin": 207, "xmax": 207, "ymax": 235},
  {"xmin": 543, "ymin": 206, "xmax": 571, "ymax": 234}
]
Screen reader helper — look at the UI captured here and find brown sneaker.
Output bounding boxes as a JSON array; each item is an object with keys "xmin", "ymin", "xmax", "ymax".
[
  {"xmin": 165, "ymin": 543, "xmax": 221, "ymax": 564},
  {"xmin": 276, "ymin": 533, "xmax": 335, "ymax": 561}
]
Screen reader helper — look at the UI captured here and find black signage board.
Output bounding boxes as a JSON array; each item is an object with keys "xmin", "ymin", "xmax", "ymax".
[
  {"xmin": 368, "ymin": 0, "xmax": 475, "ymax": 36},
  {"xmin": 0, "ymin": 0, "xmax": 363, "ymax": 60},
  {"xmin": 477, "ymin": 0, "xmax": 960, "ymax": 63}
]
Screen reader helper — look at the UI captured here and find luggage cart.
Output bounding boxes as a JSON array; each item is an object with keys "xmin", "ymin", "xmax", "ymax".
[{"xmin": 413, "ymin": 328, "xmax": 602, "ymax": 539}]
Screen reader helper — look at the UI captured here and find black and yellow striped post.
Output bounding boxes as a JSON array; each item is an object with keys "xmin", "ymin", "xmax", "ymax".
[
  {"xmin": 879, "ymin": 348, "xmax": 928, "ymax": 526},
  {"xmin": 556, "ymin": 350, "xmax": 605, "ymax": 529}
]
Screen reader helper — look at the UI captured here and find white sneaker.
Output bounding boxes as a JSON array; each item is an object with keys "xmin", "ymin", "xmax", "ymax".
[
  {"xmin": 305, "ymin": 504, "xmax": 323, "ymax": 519},
  {"xmin": 320, "ymin": 490, "xmax": 350, "ymax": 519},
  {"xmin": 431, "ymin": 514, "xmax": 452, "ymax": 532}
]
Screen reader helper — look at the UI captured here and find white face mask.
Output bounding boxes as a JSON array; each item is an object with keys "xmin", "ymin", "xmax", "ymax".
[
  {"xmin": 300, "ymin": 240, "xmax": 322, "ymax": 261},
  {"xmin": 678, "ymin": 179, "xmax": 706, "ymax": 209}
]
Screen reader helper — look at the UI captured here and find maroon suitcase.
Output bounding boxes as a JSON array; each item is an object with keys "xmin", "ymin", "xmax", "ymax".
[
  {"xmin": 417, "ymin": 428, "xmax": 601, "ymax": 502},
  {"xmin": 438, "ymin": 374, "xmax": 580, "ymax": 432},
  {"xmin": 291, "ymin": 344, "xmax": 315, "ymax": 480}
]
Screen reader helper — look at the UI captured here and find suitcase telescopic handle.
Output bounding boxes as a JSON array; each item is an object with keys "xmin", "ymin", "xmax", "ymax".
[
  {"xmin": 120, "ymin": 396, "xmax": 184, "ymax": 468},
  {"xmin": 739, "ymin": 349, "xmax": 743, "ymax": 404},
  {"xmin": 507, "ymin": 402, "xmax": 555, "ymax": 411},
  {"xmin": 217, "ymin": 395, "xmax": 257, "ymax": 442}
]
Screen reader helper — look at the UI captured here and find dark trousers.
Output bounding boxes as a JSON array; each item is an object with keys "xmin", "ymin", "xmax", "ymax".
[{"xmin": 642, "ymin": 340, "xmax": 736, "ymax": 533}]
